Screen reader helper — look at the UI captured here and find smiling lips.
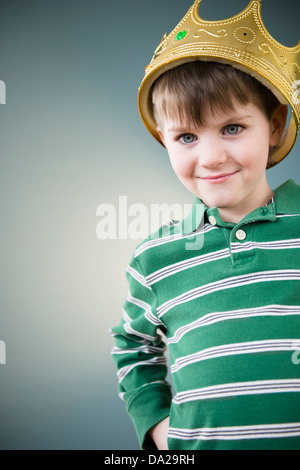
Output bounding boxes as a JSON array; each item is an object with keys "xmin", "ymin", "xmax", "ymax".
[{"xmin": 199, "ymin": 171, "xmax": 239, "ymax": 183}]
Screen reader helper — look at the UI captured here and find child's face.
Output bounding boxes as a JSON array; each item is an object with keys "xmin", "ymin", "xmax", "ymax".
[{"xmin": 157, "ymin": 101, "xmax": 285, "ymax": 222}]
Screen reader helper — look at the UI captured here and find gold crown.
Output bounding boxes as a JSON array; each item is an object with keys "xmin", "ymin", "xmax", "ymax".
[{"xmin": 138, "ymin": 0, "xmax": 300, "ymax": 168}]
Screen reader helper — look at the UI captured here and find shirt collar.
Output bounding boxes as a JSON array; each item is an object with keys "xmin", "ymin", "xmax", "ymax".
[
  {"xmin": 273, "ymin": 179, "xmax": 300, "ymax": 215},
  {"xmin": 179, "ymin": 179, "xmax": 300, "ymax": 235},
  {"xmin": 180, "ymin": 198, "xmax": 206, "ymax": 236}
]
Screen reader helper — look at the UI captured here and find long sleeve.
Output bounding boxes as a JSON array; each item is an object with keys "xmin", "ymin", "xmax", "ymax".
[{"xmin": 110, "ymin": 255, "xmax": 172, "ymax": 449}]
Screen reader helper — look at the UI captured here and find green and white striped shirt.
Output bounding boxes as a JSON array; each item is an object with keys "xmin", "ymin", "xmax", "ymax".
[{"xmin": 111, "ymin": 179, "xmax": 300, "ymax": 450}]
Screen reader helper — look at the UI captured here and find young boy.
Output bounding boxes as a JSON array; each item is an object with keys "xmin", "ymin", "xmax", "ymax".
[{"xmin": 110, "ymin": 0, "xmax": 300, "ymax": 450}]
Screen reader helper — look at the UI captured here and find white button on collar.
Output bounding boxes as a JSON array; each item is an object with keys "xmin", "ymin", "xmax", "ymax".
[
  {"xmin": 208, "ymin": 215, "xmax": 217, "ymax": 226},
  {"xmin": 235, "ymin": 229, "xmax": 247, "ymax": 241}
]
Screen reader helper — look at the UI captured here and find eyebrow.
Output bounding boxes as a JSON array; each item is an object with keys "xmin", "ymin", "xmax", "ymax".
[
  {"xmin": 166, "ymin": 114, "xmax": 254, "ymax": 132},
  {"xmin": 167, "ymin": 127, "xmax": 192, "ymax": 133},
  {"xmin": 224, "ymin": 114, "xmax": 253, "ymax": 122}
]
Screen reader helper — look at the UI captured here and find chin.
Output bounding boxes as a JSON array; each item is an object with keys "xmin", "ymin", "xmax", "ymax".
[
  {"xmin": 204, "ymin": 195, "xmax": 237, "ymax": 210},
  {"xmin": 200, "ymin": 185, "xmax": 242, "ymax": 205}
]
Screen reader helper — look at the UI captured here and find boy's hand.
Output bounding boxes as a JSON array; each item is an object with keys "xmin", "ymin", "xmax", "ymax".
[{"xmin": 149, "ymin": 417, "xmax": 170, "ymax": 450}]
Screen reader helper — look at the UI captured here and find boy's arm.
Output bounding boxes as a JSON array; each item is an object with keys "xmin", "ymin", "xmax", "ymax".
[{"xmin": 110, "ymin": 255, "xmax": 172, "ymax": 450}]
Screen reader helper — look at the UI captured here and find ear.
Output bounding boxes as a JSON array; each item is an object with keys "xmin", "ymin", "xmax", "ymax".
[
  {"xmin": 157, "ymin": 127, "xmax": 165, "ymax": 146},
  {"xmin": 269, "ymin": 104, "xmax": 288, "ymax": 147}
]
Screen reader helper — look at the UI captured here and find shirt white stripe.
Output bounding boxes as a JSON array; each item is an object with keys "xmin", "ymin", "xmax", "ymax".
[
  {"xmin": 134, "ymin": 233, "xmax": 183, "ymax": 258},
  {"xmin": 127, "ymin": 293, "xmax": 162, "ymax": 326},
  {"xmin": 168, "ymin": 305, "xmax": 300, "ymax": 344},
  {"xmin": 117, "ymin": 357, "xmax": 167, "ymax": 383},
  {"xmin": 277, "ymin": 214, "xmax": 300, "ymax": 218},
  {"xmin": 122, "ymin": 309, "xmax": 157, "ymax": 343},
  {"xmin": 172, "ymin": 379, "xmax": 300, "ymax": 404},
  {"xmin": 157, "ymin": 270, "xmax": 300, "ymax": 318},
  {"xmin": 126, "ymin": 265, "xmax": 152, "ymax": 290},
  {"xmin": 134, "ymin": 224, "xmax": 217, "ymax": 257},
  {"xmin": 133, "ymin": 213, "xmax": 300, "ymax": 258},
  {"xmin": 111, "ymin": 344, "xmax": 166, "ymax": 355},
  {"xmin": 231, "ymin": 238, "xmax": 300, "ymax": 253},
  {"xmin": 147, "ymin": 240, "xmax": 300, "ymax": 286},
  {"xmin": 146, "ymin": 249, "xmax": 230, "ymax": 285},
  {"xmin": 171, "ymin": 339, "xmax": 300, "ymax": 373},
  {"xmin": 168, "ymin": 422, "xmax": 300, "ymax": 441}
]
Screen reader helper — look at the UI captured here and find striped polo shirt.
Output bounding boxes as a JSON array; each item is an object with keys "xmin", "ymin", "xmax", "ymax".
[{"xmin": 110, "ymin": 179, "xmax": 300, "ymax": 450}]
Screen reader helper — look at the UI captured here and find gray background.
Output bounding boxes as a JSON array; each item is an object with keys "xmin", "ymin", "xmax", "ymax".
[{"xmin": 0, "ymin": 0, "xmax": 299, "ymax": 450}]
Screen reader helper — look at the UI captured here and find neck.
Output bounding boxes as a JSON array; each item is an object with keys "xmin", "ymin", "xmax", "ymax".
[{"xmin": 218, "ymin": 179, "xmax": 274, "ymax": 224}]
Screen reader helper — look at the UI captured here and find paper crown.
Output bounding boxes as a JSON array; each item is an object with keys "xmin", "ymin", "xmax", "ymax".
[{"xmin": 138, "ymin": 0, "xmax": 300, "ymax": 168}]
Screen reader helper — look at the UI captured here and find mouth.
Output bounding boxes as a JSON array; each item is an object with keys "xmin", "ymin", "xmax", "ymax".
[{"xmin": 199, "ymin": 171, "xmax": 239, "ymax": 184}]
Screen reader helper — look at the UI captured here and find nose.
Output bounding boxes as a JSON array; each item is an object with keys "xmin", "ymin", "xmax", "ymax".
[{"xmin": 197, "ymin": 136, "xmax": 228, "ymax": 168}]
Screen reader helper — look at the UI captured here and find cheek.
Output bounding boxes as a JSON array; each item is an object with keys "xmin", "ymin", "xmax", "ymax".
[
  {"xmin": 235, "ymin": 140, "xmax": 269, "ymax": 174},
  {"xmin": 169, "ymin": 154, "xmax": 194, "ymax": 179}
]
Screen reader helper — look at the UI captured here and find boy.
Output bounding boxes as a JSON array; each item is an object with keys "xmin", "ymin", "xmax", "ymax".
[{"xmin": 110, "ymin": 0, "xmax": 300, "ymax": 450}]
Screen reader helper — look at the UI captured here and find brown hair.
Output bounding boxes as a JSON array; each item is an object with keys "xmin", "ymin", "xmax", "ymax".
[{"xmin": 151, "ymin": 61, "xmax": 280, "ymax": 128}]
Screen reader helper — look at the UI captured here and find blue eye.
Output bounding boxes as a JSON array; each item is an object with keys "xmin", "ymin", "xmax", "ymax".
[
  {"xmin": 224, "ymin": 125, "xmax": 242, "ymax": 135},
  {"xmin": 179, "ymin": 134, "xmax": 196, "ymax": 144}
]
